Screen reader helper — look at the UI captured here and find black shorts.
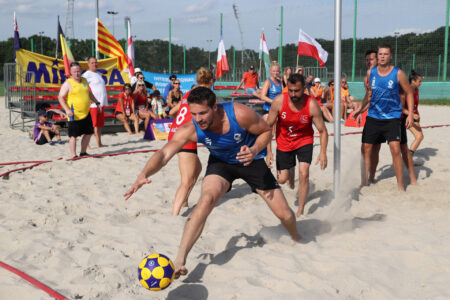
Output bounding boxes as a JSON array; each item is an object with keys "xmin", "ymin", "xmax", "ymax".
[
  {"xmin": 400, "ymin": 117, "xmax": 407, "ymax": 145},
  {"xmin": 276, "ymin": 143, "xmax": 313, "ymax": 170},
  {"xmin": 205, "ymin": 155, "xmax": 280, "ymax": 193},
  {"xmin": 179, "ymin": 148, "xmax": 198, "ymax": 154},
  {"xmin": 36, "ymin": 131, "xmax": 55, "ymax": 145},
  {"xmin": 362, "ymin": 116, "xmax": 401, "ymax": 144},
  {"xmin": 68, "ymin": 113, "xmax": 94, "ymax": 137}
]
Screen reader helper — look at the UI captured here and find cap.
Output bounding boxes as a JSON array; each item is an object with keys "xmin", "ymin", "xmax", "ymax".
[
  {"xmin": 37, "ymin": 110, "xmax": 47, "ymax": 117},
  {"xmin": 134, "ymin": 67, "xmax": 142, "ymax": 74},
  {"xmin": 249, "ymin": 65, "xmax": 255, "ymax": 70},
  {"xmin": 314, "ymin": 77, "xmax": 321, "ymax": 83}
]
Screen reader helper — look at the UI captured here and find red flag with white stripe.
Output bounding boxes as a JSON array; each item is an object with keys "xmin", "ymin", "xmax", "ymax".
[
  {"xmin": 216, "ymin": 35, "xmax": 229, "ymax": 79},
  {"xmin": 125, "ymin": 17, "xmax": 135, "ymax": 77},
  {"xmin": 297, "ymin": 29, "xmax": 328, "ymax": 66}
]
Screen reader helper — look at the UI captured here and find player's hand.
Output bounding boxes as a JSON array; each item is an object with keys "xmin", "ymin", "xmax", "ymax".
[
  {"xmin": 414, "ymin": 113, "xmax": 420, "ymax": 122},
  {"xmin": 124, "ymin": 176, "xmax": 152, "ymax": 200},
  {"xmin": 405, "ymin": 115, "xmax": 413, "ymax": 129},
  {"xmin": 351, "ymin": 108, "xmax": 361, "ymax": 120},
  {"xmin": 66, "ymin": 109, "xmax": 74, "ymax": 118},
  {"xmin": 315, "ymin": 152, "xmax": 327, "ymax": 170},
  {"xmin": 236, "ymin": 145, "xmax": 256, "ymax": 166},
  {"xmin": 265, "ymin": 151, "xmax": 274, "ymax": 168}
]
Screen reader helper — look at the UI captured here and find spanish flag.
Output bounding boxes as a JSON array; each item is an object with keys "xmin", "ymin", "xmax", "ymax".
[{"xmin": 96, "ymin": 18, "xmax": 129, "ymax": 72}]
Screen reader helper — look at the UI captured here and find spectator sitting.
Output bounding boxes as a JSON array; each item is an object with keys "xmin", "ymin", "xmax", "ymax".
[
  {"xmin": 167, "ymin": 79, "xmax": 183, "ymax": 109},
  {"xmin": 131, "ymin": 70, "xmax": 156, "ymax": 94},
  {"xmin": 151, "ymin": 90, "xmax": 167, "ymax": 119},
  {"xmin": 234, "ymin": 65, "xmax": 259, "ymax": 95},
  {"xmin": 304, "ymin": 74, "xmax": 314, "ymax": 94},
  {"xmin": 134, "ymin": 80, "xmax": 155, "ymax": 132},
  {"xmin": 311, "ymin": 78, "xmax": 334, "ymax": 122},
  {"xmin": 115, "ymin": 83, "xmax": 139, "ymax": 135},
  {"xmin": 34, "ymin": 110, "xmax": 62, "ymax": 145},
  {"xmin": 282, "ymin": 66, "xmax": 292, "ymax": 93},
  {"xmin": 163, "ymin": 74, "xmax": 177, "ymax": 101}
]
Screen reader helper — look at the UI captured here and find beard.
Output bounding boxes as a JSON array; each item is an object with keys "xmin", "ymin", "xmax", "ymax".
[{"xmin": 291, "ymin": 94, "xmax": 303, "ymax": 103}]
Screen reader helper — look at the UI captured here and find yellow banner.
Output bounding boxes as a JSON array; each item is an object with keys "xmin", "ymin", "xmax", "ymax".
[{"xmin": 15, "ymin": 49, "xmax": 130, "ymax": 87}]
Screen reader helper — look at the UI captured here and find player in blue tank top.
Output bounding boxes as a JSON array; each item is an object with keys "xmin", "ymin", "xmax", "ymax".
[
  {"xmin": 125, "ymin": 86, "xmax": 301, "ymax": 280},
  {"xmin": 260, "ymin": 62, "xmax": 282, "ymax": 112},
  {"xmin": 353, "ymin": 43, "xmax": 415, "ymax": 191}
]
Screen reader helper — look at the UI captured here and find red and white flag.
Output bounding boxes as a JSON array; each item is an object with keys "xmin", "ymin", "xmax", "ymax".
[
  {"xmin": 125, "ymin": 17, "xmax": 135, "ymax": 77},
  {"xmin": 215, "ymin": 35, "xmax": 229, "ymax": 79},
  {"xmin": 297, "ymin": 29, "xmax": 328, "ymax": 66}
]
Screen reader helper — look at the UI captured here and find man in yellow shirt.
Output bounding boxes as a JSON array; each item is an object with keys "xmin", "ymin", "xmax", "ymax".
[{"xmin": 58, "ymin": 62, "xmax": 101, "ymax": 158}]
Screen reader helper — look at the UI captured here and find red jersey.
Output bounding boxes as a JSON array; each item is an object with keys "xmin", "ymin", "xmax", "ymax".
[
  {"xmin": 115, "ymin": 92, "xmax": 133, "ymax": 114},
  {"xmin": 168, "ymin": 90, "xmax": 197, "ymax": 150},
  {"xmin": 276, "ymin": 93, "xmax": 314, "ymax": 152},
  {"xmin": 405, "ymin": 89, "xmax": 419, "ymax": 115}
]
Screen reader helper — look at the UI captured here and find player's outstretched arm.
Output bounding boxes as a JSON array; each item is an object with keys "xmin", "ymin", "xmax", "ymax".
[
  {"xmin": 310, "ymin": 100, "xmax": 328, "ymax": 170},
  {"xmin": 234, "ymin": 103, "xmax": 271, "ymax": 166},
  {"xmin": 124, "ymin": 123, "xmax": 197, "ymax": 200}
]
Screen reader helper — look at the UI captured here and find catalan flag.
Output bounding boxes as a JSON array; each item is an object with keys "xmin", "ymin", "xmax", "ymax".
[{"xmin": 96, "ymin": 18, "xmax": 129, "ymax": 72}]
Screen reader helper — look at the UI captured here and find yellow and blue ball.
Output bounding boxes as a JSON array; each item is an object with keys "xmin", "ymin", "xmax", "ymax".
[{"xmin": 138, "ymin": 253, "xmax": 175, "ymax": 291}]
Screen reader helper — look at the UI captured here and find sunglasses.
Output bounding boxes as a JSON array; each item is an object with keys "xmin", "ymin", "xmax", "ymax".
[{"xmin": 174, "ymin": 82, "xmax": 180, "ymax": 85}]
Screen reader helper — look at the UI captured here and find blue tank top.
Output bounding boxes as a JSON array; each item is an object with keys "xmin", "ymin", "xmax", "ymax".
[
  {"xmin": 193, "ymin": 102, "xmax": 266, "ymax": 164},
  {"xmin": 263, "ymin": 78, "xmax": 282, "ymax": 111},
  {"xmin": 368, "ymin": 66, "xmax": 402, "ymax": 119}
]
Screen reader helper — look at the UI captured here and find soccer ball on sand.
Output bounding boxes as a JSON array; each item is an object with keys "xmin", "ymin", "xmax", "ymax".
[{"xmin": 138, "ymin": 253, "xmax": 175, "ymax": 291}]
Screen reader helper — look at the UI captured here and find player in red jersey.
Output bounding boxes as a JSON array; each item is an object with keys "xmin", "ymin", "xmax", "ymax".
[
  {"xmin": 267, "ymin": 73, "xmax": 328, "ymax": 216},
  {"xmin": 167, "ymin": 67, "xmax": 214, "ymax": 215}
]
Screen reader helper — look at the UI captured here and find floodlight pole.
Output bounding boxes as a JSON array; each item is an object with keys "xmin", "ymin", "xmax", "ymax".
[
  {"xmin": 334, "ymin": 0, "xmax": 342, "ymax": 199},
  {"xmin": 169, "ymin": 18, "xmax": 172, "ymax": 74},
  {"xmin": 444, "ymin": 0, "xmax": 450, "ymax": 81}
]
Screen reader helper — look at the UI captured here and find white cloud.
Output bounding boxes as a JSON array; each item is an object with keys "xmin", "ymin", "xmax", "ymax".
[
  {"xmin": 163, "ymin": 36, "xmax": 180, "ymax": 42},
  {"xmin": 185, "ymin": 0, "xmax": 215, "ymax": 13},
  {"xmin": 187, "ymin": 16, "xmax": 208, "ymax": 24},
  {"xmin": 15, "ymin": 4, "xmax": 33, "ymax": 13}
]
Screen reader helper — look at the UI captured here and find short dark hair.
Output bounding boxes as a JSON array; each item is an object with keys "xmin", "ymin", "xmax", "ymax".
[
  {"xmin": 70, "ymin": 61, "xmax": 80, "ymax": 67},
  {"xmin": 153, "ymin": 90, "xmax": 161, "ymax": 97},
  {"xmin": 409, "ymin": 69, "xmax": 422, "ymax": 83},
  {"xmin": 87, "ymin": 56, "xmax": 96, "ymax": 62},
  {"xmin": 328, "ymin": 79, "xmax": 334, "ymax": 86},
  {"xmin": 365, "ymin": 50, "xmax": 377, "ymax": 57},
  {"xmin": 169, "ymin": 74, "xmax": 177, "ymax": 80},
  {"xmin": 287, "ymin": 73, "xmax": 305, "ymax": 86},
  {"xmin": 187, "ymin": 86, "xmax": 216, "ymax": 108},
  {"xmin": 378, "ymin": 43, "xmax": 392, "ymax": 53},
  {"xmin": 123, "ymin": 83, "xmax": 132, "ymax": 91}
]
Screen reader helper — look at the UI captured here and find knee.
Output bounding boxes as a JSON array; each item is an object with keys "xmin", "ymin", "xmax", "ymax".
[
  {"xmin": 417, "ymin": 132, "xmax": 424, "ymax": 142},
  {"xmin": 298, "ymin": 171, "xmax": 309, "ymax": 184},
  {"xmin": 277, "ymin": 173, "xmax": 288, "ymax": 184}
]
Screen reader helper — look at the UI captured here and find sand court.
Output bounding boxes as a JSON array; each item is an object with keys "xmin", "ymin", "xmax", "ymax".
[{"xmin": 1, "ymin": 98, "xmax": 450, "ymax": 299}]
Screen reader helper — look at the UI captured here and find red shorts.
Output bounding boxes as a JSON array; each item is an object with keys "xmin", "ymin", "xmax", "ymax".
[{"xmin": 90, "ymin": 107, "xmax": 105, "ymax": 127}]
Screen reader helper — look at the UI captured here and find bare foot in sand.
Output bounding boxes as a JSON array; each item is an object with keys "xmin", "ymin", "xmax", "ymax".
[{"xmin": 296, "ymin": 205, "xmax": 304, "ymax": 217}]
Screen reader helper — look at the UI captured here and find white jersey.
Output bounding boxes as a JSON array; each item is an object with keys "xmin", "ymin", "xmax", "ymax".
[{"xmin": 82, "ymin": 70, "xmax": 108, "ymax": 107}]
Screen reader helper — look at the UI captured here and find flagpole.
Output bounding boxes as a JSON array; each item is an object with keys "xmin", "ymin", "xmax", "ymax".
[
  {"xmin": 296, "ymin": 54, "xmax": 299, "ymax": 70},
  {"xmin": 334, "ymin": 0, "xmax": 342, "ymax": 199},
  {"xmin": 55, "ymin": 16, "xmax": 59, "ymax": 58},
  {"xmin": 96, "ymin": 0, "xmax": 99, "ymax": 59}
]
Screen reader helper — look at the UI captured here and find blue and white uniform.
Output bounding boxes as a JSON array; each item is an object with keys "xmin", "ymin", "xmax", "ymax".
[
  {"xmin": 193, "ymin": 102, "xmax": 266, "ymax": 164},
  {"xmin": 263, "ymin": 78, "xmax": 282, "ymax": 112},
  {"xmin": 368, "ymin": 66, "xmax": 402, "ymax": 119}
]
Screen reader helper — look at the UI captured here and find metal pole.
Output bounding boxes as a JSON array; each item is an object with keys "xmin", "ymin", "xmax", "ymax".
[
  {"xmin": 334, "ymin": 0, "xmax": 342, "ymax": 199},
  {"xmin": 39, "ymin": 31, "xmax": 44, "ymax": 54},
  {"xmin": 92, "ymin": 40, "xmax": 95, "ymax": 57},
  {"xmin": 107, "ymin": 11, "xmax": 118, "ymax": 36},
  {"xmin": 412, "ymin": 54, "xmax": 416, "ymax": 69},
  {"xmin": 351, "ymin": 0, "xmax": 357, "ymax": 81},
  {"xmin": 233, "ymin": 47, "xmax": 236, "ymax": 81},
  {"xmin": 438, "ymin": 54, "xmax": 442, "ymax": 81},
  {"xmin": 444, "ymin": 0, "xmax": 450, "ymax": 81},
  {"xmin": 95, "ymin": 0, "xmax": 99, "ymax": 59},
  {"xmin": 220, "ymin": 13, "xmax": 223, "ymax": 36},
  {"xmin": 31, "ymin": 38, "xmax": 34, "ymax": 52},
  {"xmin": 207, "ymin": 39, "xmax": 212, "ymax": 69},
  {"xmin": 169, "ymin": 18, "xmax": 172, "ymax": 74},
  {"xmin": 183, "ymin": 45, "xmax": 186, "ymax": 74},
  {"xmin": 394, "ymin": 32, "xmax": 399, "ymax": 66},
  {"xmin": 279, "ymin": 6, "xmax": 283, "ymax": 70}
]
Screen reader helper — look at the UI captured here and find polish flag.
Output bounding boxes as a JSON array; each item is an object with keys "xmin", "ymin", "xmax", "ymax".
[
  {"xmin": 215, "ymin": 35, "xmax": 229, "ymax": 79},
  {"xmin": 125, "ymin": 17, "xmax": 135, "ymax": 77},
  {"xmin": 297, "ymin": 29, "xmax": 328, "ymax": 66}
]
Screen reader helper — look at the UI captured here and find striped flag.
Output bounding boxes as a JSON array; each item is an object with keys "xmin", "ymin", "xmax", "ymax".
[
  {"xmin": 215, "ymin": 34, "xmax": 229, "ymax": 80},
  {"xmin": 297, "ymin": 29, "xmax": 328, "ymax": 66},
  {"xmin": 125, "ymin": 17, "xmax": 135, "ymax": 77},
  {"xmin": 259, "ymin": 29, "xmax": 271, "ymax": 77},
  {"xmin": 97, "ymin": 18, "xmax": 130, "ymax": 72},
  {"xmin": 59, "ymin": 29, "xmax": 75, "ymax": 77}
]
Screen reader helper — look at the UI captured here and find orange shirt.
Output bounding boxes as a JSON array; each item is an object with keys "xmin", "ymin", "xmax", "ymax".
[{"xmin": 242, "ymin": 72, "xmax": 258, "ymax": 89}]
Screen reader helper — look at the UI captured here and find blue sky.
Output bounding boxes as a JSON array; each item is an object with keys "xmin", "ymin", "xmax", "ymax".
[{"xmin": 0, "ymin": 0, "xmax": 446, "ymax": 50}]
